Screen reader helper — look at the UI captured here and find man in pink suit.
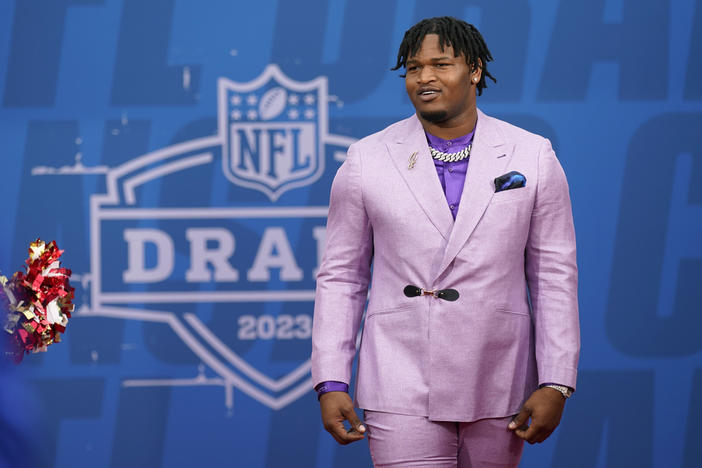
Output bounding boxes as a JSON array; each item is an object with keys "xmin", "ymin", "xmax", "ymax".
[{"xmin": 312, "ymin": 16, "xmax": 579, "ymax": 467}]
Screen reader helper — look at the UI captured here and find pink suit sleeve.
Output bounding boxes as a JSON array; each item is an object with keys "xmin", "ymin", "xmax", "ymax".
[
  {"xmin": 525, "ymin": 138, "xmax": 580, "ymax": 390},
  {"xmin": 311, "ymin": 144, "xmax": 373, "ymax": 388}
]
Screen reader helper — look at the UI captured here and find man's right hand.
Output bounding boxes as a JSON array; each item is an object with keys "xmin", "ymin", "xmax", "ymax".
[{"xmin": 319, "ymin": 391, "xmax": 366, "ymax": 445}]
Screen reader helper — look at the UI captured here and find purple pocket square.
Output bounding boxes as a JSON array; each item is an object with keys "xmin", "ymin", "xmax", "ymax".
[{"xmin": 494, "ymin": 171, "xmax": 526, "ymax": 192}]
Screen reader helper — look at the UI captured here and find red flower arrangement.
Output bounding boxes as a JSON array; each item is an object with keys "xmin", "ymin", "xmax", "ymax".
[{"xmin": 1, "ymin": 239, "xmax": 74, "ymax": 363}]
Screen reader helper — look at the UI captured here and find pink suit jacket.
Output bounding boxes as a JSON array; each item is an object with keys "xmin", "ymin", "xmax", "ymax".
[{"xmin": 312, "ymin": 109, "xmax": 579, "ymax": 422}]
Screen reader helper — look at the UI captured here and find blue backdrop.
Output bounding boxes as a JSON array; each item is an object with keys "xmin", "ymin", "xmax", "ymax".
[{"xmin": 0, "ymin": 1, "xmax": 700, "ymax": 467}]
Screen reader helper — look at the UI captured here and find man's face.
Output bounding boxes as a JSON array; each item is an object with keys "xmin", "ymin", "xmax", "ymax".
[{"xmin": 405, "ymin": 34, "xmax": 480, "ymax": 126}]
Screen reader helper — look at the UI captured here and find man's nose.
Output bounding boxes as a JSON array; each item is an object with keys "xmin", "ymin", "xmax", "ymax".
[{"xmin": 417, "ymin": 66, "xmax": 436, "ymax": 83}]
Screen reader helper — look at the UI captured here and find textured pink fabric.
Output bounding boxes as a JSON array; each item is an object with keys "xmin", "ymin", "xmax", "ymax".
[
  {"xmin": 364, "ymin": 411, "xmax": 523, "ymax": 467},
  {"xmin": 312, "ymin": 109, "xmax": 579, "ymax": 422}
]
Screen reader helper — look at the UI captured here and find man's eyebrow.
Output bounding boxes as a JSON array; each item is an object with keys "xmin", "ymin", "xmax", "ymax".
[{"xmin": 406, "ymin": 56, "xmax": 453, "ymax": 65}]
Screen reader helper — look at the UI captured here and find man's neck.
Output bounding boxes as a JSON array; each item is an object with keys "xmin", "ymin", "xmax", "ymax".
[{"xmin": 418, "ymin": 109, "xmax": 478, "ymax": 140}]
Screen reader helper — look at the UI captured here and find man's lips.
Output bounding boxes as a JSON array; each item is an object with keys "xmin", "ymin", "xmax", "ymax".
[{"xmin": 417, "ymin": 88, "xmax": 441, "ymax": 102}]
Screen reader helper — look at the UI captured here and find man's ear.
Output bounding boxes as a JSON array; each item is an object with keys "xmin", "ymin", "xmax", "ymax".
[{"xmin": 471, "ymin": 58, "xmax": 483, "ymax": 84}]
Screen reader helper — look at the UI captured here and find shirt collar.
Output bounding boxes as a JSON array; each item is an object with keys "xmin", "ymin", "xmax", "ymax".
[{"xmin": 425, "ymin": 127, "xmax": 476, "ymax": 153}]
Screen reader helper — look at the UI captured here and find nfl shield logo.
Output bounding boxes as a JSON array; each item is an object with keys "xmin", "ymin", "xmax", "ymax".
[
  {"xmin": 218, "ymin": 65, "xmax": 327, "ymax": 201},
  {"xmin": 83, "ymin": 64, "xmax": 356, "ymax": 412}
]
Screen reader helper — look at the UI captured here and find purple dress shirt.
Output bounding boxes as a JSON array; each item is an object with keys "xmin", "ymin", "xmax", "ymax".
[{"xmin": 425, "ymin": 130, "xmax": 475, "ymax": 219}]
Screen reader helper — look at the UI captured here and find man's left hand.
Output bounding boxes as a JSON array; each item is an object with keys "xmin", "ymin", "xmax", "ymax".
[{"xmin": 507, "ymin": 387, "xmax": 566, "ymax": 444}]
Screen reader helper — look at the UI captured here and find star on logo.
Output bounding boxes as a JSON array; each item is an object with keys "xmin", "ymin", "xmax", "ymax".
[
  {"xmin": 246, "ymin": 94, "xmax": 258, "ymax": 106},
  {"xmin": 288, "ymin": 94, "xmax": 299, "ymax": 105},
  {"xmin": 304, "ymin": 109, "xmax": 315, "ymax": 119},
  {"xmin": 287, "ymin": 109, "xmax": 300, "ymax": 119},
  {"xmin": 230, "ymin": 94, "xmax": 242, "ymax": 106},
  {"xmin": 230, "ymin": 110, "xmax": 242, "ymax": 120},
  {"xmin": 303, "ymin": 94, "xmax": 316, "ymax": 105},
  {"xmin": 246, "ymin": 109, "xmax": 258, "ymax": 120}
]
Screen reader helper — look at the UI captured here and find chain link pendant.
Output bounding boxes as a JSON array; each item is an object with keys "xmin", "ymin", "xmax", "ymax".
[{"xmin": 429, "ymin": 144, "xmax": 472, "ymax": 162}]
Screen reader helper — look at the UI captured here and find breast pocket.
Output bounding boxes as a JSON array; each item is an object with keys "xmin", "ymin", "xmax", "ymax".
[{"xmin": 490, "ymin": 187, "xmax": 529, "ymax": 205}]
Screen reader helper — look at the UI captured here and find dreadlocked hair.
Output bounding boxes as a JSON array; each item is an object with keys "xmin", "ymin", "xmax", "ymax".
[{"xmin": 392, "ymin": 16, "xmax": 497, "ymax": 96}]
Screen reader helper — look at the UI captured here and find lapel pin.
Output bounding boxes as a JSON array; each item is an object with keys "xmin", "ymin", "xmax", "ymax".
[{"xmin": 408, "ymin": 151, "xmax": 418, "ymax": 170}]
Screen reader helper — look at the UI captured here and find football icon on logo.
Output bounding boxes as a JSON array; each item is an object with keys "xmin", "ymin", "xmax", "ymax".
[
  {"xmin": 259, "ymin": 87, "xmax": 287, "ymax": 120},
  {"xmin": 221, "ymin": 64, "xmax": 330, "ymax": 201}
]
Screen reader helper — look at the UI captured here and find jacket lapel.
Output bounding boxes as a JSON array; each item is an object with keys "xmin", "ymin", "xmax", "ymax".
[
  {"xmin": 436, "ymin": 110, "xmax": 513, "ymax": 278},
  {"xmin": 387, "ymin": 116, "xmax": 454, "ymax": 241}
]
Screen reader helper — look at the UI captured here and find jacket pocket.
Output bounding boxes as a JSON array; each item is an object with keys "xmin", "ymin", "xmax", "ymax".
[
  {"xmin": 495, "ymin": 307, "xmax": 531, "ymax": 317},
  {"xmin": 490, "ymin": 187, "xmax": 529, "ymax": 204},
  {"xmin": 366, "ymin": 304, "xmax": 415, "ymax": 319}
]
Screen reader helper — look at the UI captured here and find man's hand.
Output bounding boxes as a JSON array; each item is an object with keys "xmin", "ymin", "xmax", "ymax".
[
  {"xmin": 508, "ymin": 387, "xmax": 566, "ymax": 444},
  {"xmin": 319, "ymin": 391, "xmax": 366, "ymax": 445}
]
